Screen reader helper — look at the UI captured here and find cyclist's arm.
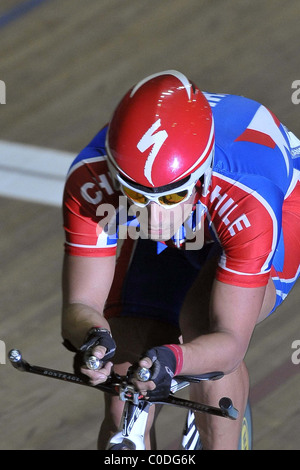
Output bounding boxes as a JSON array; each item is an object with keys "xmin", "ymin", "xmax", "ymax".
[
  {"xmin": 138, "ymin": 279, "xmax": 272, "ymax": 389},
  {"xmin": 61, "ymin": 253, "xmax": 116, "ymax": 349},
  {"xmin": 179, "ymin": 189, "xmax": 278, "ymax": 376},
  {"xmin": 179, "ymin": 280, "xmax": 270, "ymax": 375}
]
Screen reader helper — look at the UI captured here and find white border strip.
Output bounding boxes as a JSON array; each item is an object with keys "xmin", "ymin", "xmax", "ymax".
[{"xmin": 0, "ymin": 140, "xmax": 75, "ymax": 206}]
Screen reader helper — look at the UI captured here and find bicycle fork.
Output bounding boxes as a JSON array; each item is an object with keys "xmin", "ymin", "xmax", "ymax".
[{"xmin": 107, "ymin": 399, "xmax": 152, "ymax": 450}]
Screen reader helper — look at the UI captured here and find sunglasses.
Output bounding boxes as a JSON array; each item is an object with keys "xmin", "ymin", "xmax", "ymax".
[{"xmin": 121, "ymin": 184, "xmax": 195, "ymax": 208}]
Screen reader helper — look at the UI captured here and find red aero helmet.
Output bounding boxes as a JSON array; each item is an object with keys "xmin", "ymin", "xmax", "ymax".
[{"xmin": 106, "ymin": 70, "xmax": 214, "ymax": 190}]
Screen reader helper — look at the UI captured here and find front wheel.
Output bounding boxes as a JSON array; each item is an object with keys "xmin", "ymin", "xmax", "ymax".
[
  {"xmin": 238, "ymin": 400, "xmax": 252, "ymax": 450},
  {"xmin": 107, "ymin": 439, "xmax": 137, "ymax": 450}
]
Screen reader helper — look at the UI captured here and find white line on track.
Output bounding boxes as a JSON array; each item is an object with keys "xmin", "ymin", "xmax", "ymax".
[{"xmin": 0, "ymin": 140, "xmax": 75, "ymax": 206}]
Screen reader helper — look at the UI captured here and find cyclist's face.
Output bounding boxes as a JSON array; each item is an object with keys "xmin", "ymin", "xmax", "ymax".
[{"xmin": 136, "ymin": 187, "xmax": 198, "ymax": 241}]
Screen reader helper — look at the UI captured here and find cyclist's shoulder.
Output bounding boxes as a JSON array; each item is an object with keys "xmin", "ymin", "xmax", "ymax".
[
  {"xmin": 204, "ymin": 92, "xmax": 286, "ymax": 147},
  {"xmin": 66, "ymin": 125, "xmax": 109, "ymax": 178},
  {"xmin": 63, "ymin": 125, "xmax": 121, "ymax": 209},
  {"xmin": 204, "ymin": 91, "xmax": 255, "ymax": 105},
  {"xmin": 206, "ymin": 93, "xmax": 264, "ymax": 157},
  {"xmin": 206, "ymin": 92, "xmax": 293, "ymax": 193},
  {"xmin": 205, "ymin": 92, "xmax": 266, "ymax": 146},
  {"xmin": 203, "ymin": 91, "xmax": 261, "ymax": 120}
]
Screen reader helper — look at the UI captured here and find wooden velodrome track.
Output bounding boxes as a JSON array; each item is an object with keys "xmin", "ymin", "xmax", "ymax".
[{"xmin": 0, "ymin": 0, "xmax": 299, "ymax": 450}]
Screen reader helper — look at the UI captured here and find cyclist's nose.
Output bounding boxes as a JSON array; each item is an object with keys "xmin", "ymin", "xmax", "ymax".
[{"xmin": 147, "ymin": 202, "xmax": 165, "ymax": 227}]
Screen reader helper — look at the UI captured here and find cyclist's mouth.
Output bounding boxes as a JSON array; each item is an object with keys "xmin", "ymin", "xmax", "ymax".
[{"xmin": 147, "ymin": 226, "xmax": 175, "ymax": 240}]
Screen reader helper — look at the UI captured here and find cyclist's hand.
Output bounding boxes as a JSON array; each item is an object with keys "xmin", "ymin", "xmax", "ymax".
[
  {"xmin": 81, "ymin": 355, "xmax": 113, "ymax": 386},
  {"xmin": 74, "ymin": 327, "xmax": 116, "ymax": 385},
  {"xmin": 131, "ymin": 346, "xmax": 178, "ymax": 401}
]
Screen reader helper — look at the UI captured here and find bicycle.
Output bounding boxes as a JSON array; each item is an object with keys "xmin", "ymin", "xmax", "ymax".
[{"xmin": 8, "ymin": 348, "xmax": 252, "ymax": 450}]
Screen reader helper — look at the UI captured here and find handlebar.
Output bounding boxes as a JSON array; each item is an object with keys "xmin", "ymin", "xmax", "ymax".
[
  {"xmin": 8, "ymin": 349, "xmax": 239, "ymax": 420},
  {"xmin": 8, "ymin": 349, "xmax": 119, "ymax": 395}
]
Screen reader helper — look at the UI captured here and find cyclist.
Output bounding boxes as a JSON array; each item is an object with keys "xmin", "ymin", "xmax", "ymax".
[{"xmin": 61, "ymin": 70, "xmax": 300, "ymax": 450}]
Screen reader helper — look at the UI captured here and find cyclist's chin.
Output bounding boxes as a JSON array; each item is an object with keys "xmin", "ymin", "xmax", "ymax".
[{"xmin": 146, "ymin": 226, "xmax": 177, "ymax": 241}]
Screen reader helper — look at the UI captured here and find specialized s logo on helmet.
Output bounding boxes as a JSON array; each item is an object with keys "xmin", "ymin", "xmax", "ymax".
[
  {"xmin": 106, "ymin": 70, "xmax": 215, "ymax": 191},
  {"xmin": 137, "ymin": 119, "xmax": 168, "ymax": 186}
]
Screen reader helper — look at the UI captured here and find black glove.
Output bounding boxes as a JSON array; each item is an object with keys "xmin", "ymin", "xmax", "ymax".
[
  {"xmin": 138, "ymin": 346, "xmax": 177, "ymax": 401},
  {"xmin": 72, "ymin": 327, "xmax": 116, "ymax": 380}
]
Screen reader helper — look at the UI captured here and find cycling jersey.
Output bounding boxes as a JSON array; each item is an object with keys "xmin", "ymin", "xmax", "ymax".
[{"xmin": 63, "ymin": 93, "xmax": 300, "ymax": 314}]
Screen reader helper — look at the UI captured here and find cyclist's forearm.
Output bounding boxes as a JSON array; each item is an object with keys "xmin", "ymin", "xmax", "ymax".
[
  {"xmin": 61, "ymin": 302, "xmax": 110, "ymax": 349},
  {"xmin": 180, "ymin": 330, "xmax": 246, "ymax": 376}
]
